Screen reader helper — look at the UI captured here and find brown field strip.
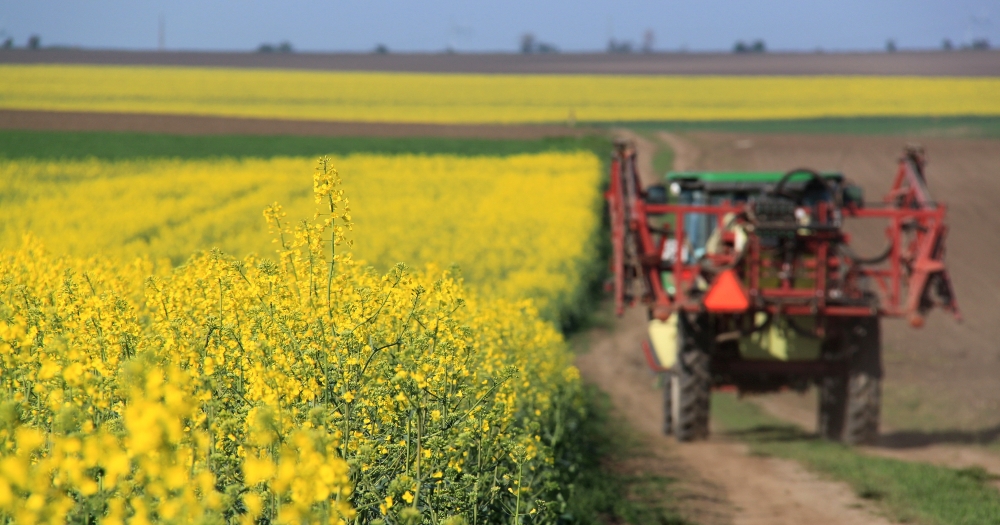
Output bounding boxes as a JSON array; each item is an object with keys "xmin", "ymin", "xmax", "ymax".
[
  {"xmin": 0, "ymin": 109, "xmax": 587, "ymax": 139},
  {"xmin": 3, "ymin": 49, "xmax": 1000, "ymax": 76}
]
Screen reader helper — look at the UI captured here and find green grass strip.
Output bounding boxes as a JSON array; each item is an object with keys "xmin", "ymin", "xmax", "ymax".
[
  {"xmin": 597, "ymin": 116, "xmax": 1000, "ymax": 137},
  {"xmin": 0, "ymin": 129, "xmax": 609, "ymax": 161},
  {"xmin": 560, "ymin": 387, "xmax": 690, "ymax": 524},
  {"xmin": 712, "ymin": 393, "xmax": 1000, "ymax": 525}
]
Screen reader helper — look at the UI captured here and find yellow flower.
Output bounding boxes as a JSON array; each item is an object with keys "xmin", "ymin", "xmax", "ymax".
[
  {"xmin": 244, "ymin": 456, "xmax": 276, "ymax": 485},
  {"xmin": 78, "ymin": 479, "xmax": 99, "ymax": 496},
  {"xmin": 0, "ymin": 478, "xmax": 13, "ymax": 508},
  {"xmin": 0, "ymin": 457, "xmax": 27, "ymax": 487},
  {"xmin": 15, "ymin": 427, "xmax": 45, "ymax": 452},
  {"xmin": 244, "ymin": 492, "xmax": 264, "ymax": 517},
  {"xmin": 0, "ymin": 155, "xmax": 584, "ymax": 524},
  {"xmin": 3, "ymin": 65, "xmax": 999, "ymax": 123}
]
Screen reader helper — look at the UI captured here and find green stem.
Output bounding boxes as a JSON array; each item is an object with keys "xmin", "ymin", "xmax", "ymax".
[
  {"xmin": 327, "ymin": 193, "xmax": 336, "ymax": 312},
  {"xmin": 512, "ymin": 460, "xmax": 523, "ymax": 525}
]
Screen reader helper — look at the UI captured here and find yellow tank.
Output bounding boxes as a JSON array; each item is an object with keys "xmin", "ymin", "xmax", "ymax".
[{"xmin": 739, "ymin": 314, "xmax": 821, "ymax": 361}]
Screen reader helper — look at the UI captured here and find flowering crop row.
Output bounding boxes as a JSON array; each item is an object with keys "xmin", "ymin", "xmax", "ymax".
[
  {"xmin": 0, "ymin": 152, "xmax": 603, "ymax": 325},
  {"xmin": 2, "ymin": 64, "xmax": 999, "ymax": 123},
  {"xmin": 0, "ymin": 160, "xmax": 584, "ymax": 524}
]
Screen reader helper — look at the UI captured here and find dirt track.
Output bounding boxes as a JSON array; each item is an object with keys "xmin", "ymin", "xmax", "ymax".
[
  {"xmin": 576, "ymin": 307, "xmax": 893, "ymax": 525},
  {"xmin": 3, "ymin": 49, "xmax": 1000, "ymax": 76},
  {"xmin": 576, "ymin": 129, "xmax": 1000, "ymax": 524}
]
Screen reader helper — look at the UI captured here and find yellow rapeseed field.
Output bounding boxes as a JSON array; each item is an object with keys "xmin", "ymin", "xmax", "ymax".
[
  {"xmin": 0, "ymin": 160, "xmax": 584, "ymax": 524},
  {"xmin": 0, "ymin": 152, "xmax": 602, "ymax": 323},
  {"xmin": 1, "ymin": 64, "xmax": 998, "ymax": 123}
]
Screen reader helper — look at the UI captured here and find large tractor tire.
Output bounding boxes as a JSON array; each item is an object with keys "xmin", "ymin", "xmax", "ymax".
[
  {"xmin": 818, "ymin": 317, "xmax": 882, "ymax": 445},
  {"xmin": 671, "ymin": 315, "xmax": 712, "ymax": 441}
]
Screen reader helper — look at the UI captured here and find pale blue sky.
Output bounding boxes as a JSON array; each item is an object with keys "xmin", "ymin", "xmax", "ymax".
[{"xmin": 0, "ymin": 1, "xmax": 995, "ymax": 53}]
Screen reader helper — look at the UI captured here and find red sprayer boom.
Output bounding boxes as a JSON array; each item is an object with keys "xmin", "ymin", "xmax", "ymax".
[
  {"xmin": 606, "ymin": 143, "xmax": 960, "ymax": 327},
  {"xmin": 605, "ymin": 142, "xmax": 960, "ymax": 444}
]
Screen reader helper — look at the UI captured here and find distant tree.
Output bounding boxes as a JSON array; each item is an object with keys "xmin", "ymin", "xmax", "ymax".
[
  {"xmin": 942, "ymin": 38, "xmax": 953, "ymax": 51},
  {"xmin": 641, "ymin": 29, "xmax": 655, "ymax": 53},
  {"xmin": 374, "ymin": 43, "xmax": 389, "ymax": 54},
  {"xmin": 971, "ymin": 38, "xmax": 990, "ymax": 50},
  {"xmin": 734, "ymin": 39, "xmax": 766, "ymax": 54},
  {"xmin": 520, "ymin": 33, "xmax": 557, "ymax": 54},
  {"xmin": 885, "ymin": 39, "xmax": 896, "ymax": 52},
  {"xmin": 27, "ymin": 34, "xmax": 40, "ymax": 50},
  {"xmin": 257, "ymin": 43, "xmax": 274, "ymax": 53},
  {"xmin": 607, "ymin": 38, "xmax": 632, "ymax": 54},
  {"xmin": 520, "ymin": 33, "xmax": 535, "ymax": 54},
  {"xmin": 277, "ymin": 41, "xmax": 293, "ymax": 53},
  {"xmin": 536, "ymin": 42, "xmax": 558, "ymax": 53},
  {"xmin": 1, "ymin": 38, "xmax": 12, "ymax": 50}
]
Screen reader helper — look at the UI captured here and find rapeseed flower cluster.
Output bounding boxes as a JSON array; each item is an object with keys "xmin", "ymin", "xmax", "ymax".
[
  {"xmin": 0, "ymin": 152, "xmax": 603, "ymax": 325},
  {"xmin": 2, "ymin": 64, "xmax": 999, "ymax": 123},
  {"xmin": 0, "ymin": 159, "xmax": 583, "ymax": 523}
]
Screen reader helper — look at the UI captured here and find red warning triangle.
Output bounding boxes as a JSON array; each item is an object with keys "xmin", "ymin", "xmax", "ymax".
[{"xmin": 704, "ymin": 269, "xmax": 750, "ymax": 313}]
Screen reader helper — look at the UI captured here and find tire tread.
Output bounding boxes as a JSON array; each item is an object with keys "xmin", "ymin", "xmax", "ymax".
[{"xmin": 674, "ymin": 316, "xmax": 711, "ymax": 442}]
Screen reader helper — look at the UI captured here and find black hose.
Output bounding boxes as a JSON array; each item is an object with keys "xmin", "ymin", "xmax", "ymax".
[
  {"xmin": 785, "ymin": 315, "xmax": 823, "ymax": 339},
  {"xmin": 841, "ymin": 243, "xmax": 893, "ymax": 266},
  {"xmin": 771, "ymin": 167, "xmax": 832, "ymax": 205}
]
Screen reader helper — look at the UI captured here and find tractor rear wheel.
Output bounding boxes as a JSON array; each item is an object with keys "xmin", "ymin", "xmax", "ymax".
[
  {"xmin": 672, "ymin": 315, "xmax": 711, "ymax": 441},
  {"xmin": 818, "ymin": 317, "xmax": 882, "ymax": 445}
]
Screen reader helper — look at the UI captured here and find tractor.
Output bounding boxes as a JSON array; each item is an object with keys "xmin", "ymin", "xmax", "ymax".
[{"xmin": 606, "ymin": 142, "xmax": 960, "ymax": 444}]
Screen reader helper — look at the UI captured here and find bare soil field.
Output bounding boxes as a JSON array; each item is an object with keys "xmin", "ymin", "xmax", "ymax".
[
  {"xmin": 2, "ymin": 49, "xmax": 999, "ymax": 76},
  {"xmin": 0, "ymin": 109, "xmax": 586, "ymax": 139},
  {"xmin": 577, "ymin": 130, "xmax": 1000, "ymax": 523}
]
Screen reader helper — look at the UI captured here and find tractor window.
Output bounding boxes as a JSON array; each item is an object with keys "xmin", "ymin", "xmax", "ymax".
[
  {"xmin": 800, "ymin": 179, "xmax": 833, "ymax": 206},
  {"xmin": 679, "ymin": 189, "xmax": 712, "ymax": 261}
]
